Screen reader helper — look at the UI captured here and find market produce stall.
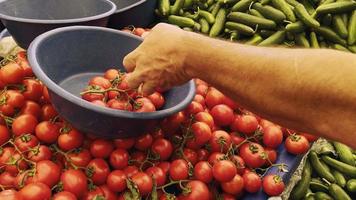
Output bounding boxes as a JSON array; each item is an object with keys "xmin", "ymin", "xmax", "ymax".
[{"xmin": 0, "ymin": 0, "xmax": 355, "ymax": 199}]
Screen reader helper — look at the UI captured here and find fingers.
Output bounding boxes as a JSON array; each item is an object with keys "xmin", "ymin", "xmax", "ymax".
[
  {"xmin": 123, "ymin": 51, "xmax": 138, "ymax": 72},
  {"xmin": 141, "ymin": 81, "xmax": 157, "ymax": 96}
]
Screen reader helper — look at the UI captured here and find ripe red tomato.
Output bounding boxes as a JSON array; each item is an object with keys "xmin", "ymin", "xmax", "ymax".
[
  {"xmin": 212, "ymin": 160, "xmax": 237, "ymax": 182},
  {"xmin": 239, "ymin": 142, "xmax": 266, "ymax": 168},
  {"xmin": 264, "ymin": 147, "xmax": 278, "ymax": 165},
  {"xmin": 60, "ymin": 169, "xmax": 88, "ymax": 198},
  {"xmin": 192, "ymin": 122, "xmax": 212, "ymax": 146},
  {"xmin": 114, "ymin": 138, "xmax": 135, "ymax": 149},
  {"xmin": 90, "ymin": 139, "xmax": 114, "ymax": 159},
  {"xmin": 151, "ymin": 138, "xmax": 173, "ymax": 161},
  {"xmin": 135, "ymin": 98, "xmax": 156, "ymax": 112},
  {"xmin": 185, "ymin": 101, "xmax": 204, "ymax": 115},
  {"xmin": 299, "ymin": 133, "xmax": 318, "ymax": 142},
  {"xmin": 35, "ymin": 121, "xmax": 60, "ymax": 143},
  {"xmin": 0, "ymin": 189, "xmax": 23, "ymax": 200},
  {"xmin": 0, "ymin": 147, "xmax": 15, "ymax": 167},
  {"xmin": 57, "ymin": 128, "xmax": 84, "ymax": 151},
  {"xmin": 183, "ymin": 148, "xmax": 198, "ymax": 165},
  {"xmin": 130, "ymin": 151, "xmax": 146, "ymax": 167},
  {"xmin": 22, "ymin": 79, "xmax": 43, "ymax": 101},
  {"xmin": 123, "ymin": 165, "xmax": 139, "ymax": 178},
  {"xmin": 146, "ymin": 166, "xmax": 166, "ymax": 186},
  {"xmin": 222, "ymin": 96, "xmax": 238, "ymax": 110},
  {"xmin": 169, "ymin": 159, "xmax": 189, "ymax": 180},
  {"xmin": 89, "ymin": 76, "xmax": 111, "ymax": 89},
  {"xmin": 0, "ymin": 63, "xmax": 24, "ymax": 84},
  {"xmin": 19, "ymin": 182, "xmax": 51, "ymax": 200},
  {"xmin": 28, "ymin": 145, "xmax": 52, "ymax": 162},
  {"xmin": 20, "ymin": 101, "xmax": 41, "ymax": 119},
  {"xmin": 108, "ymin": 99, "xmax": 132, "ymax": 111},
  {"xmin": 104, "ymin": 69, "xmax": 119, "ymax": 80},
  {"xmin": 210, "ymin": 104, "xmax": 234, "ymax": 126},
  {"xmin": 109, "ymin": 149, "xmax": 129, "ymax": 170},
  {"xmin": 53, "ymin": 191, "xmax": 77, "ymax": 200},
  {"xmin": 243, "ymin": 172, "xmax": 262, "ymax": 193},
  {"xmin": 87, "ymin": 158, "xmax": 110, "ymax": 185},
  {"xmin": 134, "ymin": 28, "xmax": 146, "ymax": 36},
  {"xmin": 285, "ymin": 135, "xmax": 310, "ymax": 155},
  {"xmin": 68, "ymin": 149, "xmax": 92, "ymax": 168},
  {"xmin": 82, "ymin": 85, "xmax": 105, "ymax": 102},
  {"xmin": 31, "ymin": 160, "xmax": 61, "ymax": 187},
  {"xmin": 135, "ymin": 133, "xmax": 153, "ymax": 151},
  {"xmin": 262, "ymin": 175, "xmax": 285, "ymax": 196},
  {"xmin": 208, "ymin": 152, "xmax": 225, "ymax": 165},
  {"xmin": 263, "ymin": 126, "xmax": 283, "ymax": 149},
  {"xmin": 148, "ymin": 92, "xmax": 165, "ymax": 109},
  {"xmin": 100, "ymin": 185, "xmax": 118, "ymax": 200},
  {"xmin": 230, "ymin": 115, "xmax": 258, "ymax": 135},
  {"xmin": 231, "ymin": 155, "xmax": 246, "ymax": 175},
  {"xmin": 157, "ymin": 162, "xmax": 170, "ymax": 174},
  {"xmin": 40, "ymin": 104, "xmax": 58, "ymax": 121},
  {"xmin": 195, "ymin": 112, "xmax": 214, "ymax": 129},
  {"xmin": 131, "ymin": 172, "xmax": 153, "ymax": 196},
  {"xmin": 221, "ymin": 174, "xmax": 244, "ymax": 195},
  {"xmin": 196, "ymin": 84, "xmax": 208, "ymax": 97},
  {"xmin": 179, "ymin": 180, "xmax": 210, "ymax": 200},
  {"xmin": 209, "ymin": 130, "xmax": 232, "ymax": 153},
  {"xmin": 0, "ymin": 125, "xmax": 10, "ymax": 145},
  {"xmin": 14, "ymin": 134, "xmax": 39, "ymax": 152},
  {"xmin": 194, "ymin": 161, "xmax": 213, "ymax": 183},
  {"xmin": 193, "ymin": 94, "xmax": 206, "ymax": 106},
  {"xmin": 12, "ymin": 114, "xmax": 38, "ymax": 136},
  {"xmin": 82, "ymin": 186, "xmax": 105, "ymax": 200},
  {"xmin": 205, "ymin": 88, "xmax": 225, "ymax": 108},
  {"xmin": 106, "ymin": 170, "xmax": 127, "ymax": 192},
  {"xmin": 0, "ymin": 172, "xmax": 15, "ymax": 189},
  {"xmin": 197, "ymin": 149, "xmax": 209, "ymax": 161}
]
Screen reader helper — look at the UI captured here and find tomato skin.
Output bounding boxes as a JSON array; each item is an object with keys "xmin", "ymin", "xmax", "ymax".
[
  {"xmin": 20, "ymin": 101, "xmax": 41, "ymax": 119},
  {"xmin": 210, "ymin": 104, "xmax": 234, "ymax": 126},
  {"xmin": 169, "ymin": 159, "xmax": 189, "ymax": 181},
  {"xmin": 212, "ymin": 160, "xmax": 237, "ymax": 182},
  {"xmin": 104, "ymin": 69, "xmax": 119, "ymax": 80},
  {"xmin": 22, "ymin": 79, "xmax": 43, "ymax": 101},
  {"xmin": 52, "ymin": 191, "xmax": 77, "ymax": 200},
  {"xmin": 90, "ymin": 139, "xmax": 114, "ymax": 159},
  {"xmin": 60, "ymin": 169, "xmax": 88, "ymax": 198},
  {"xmin": 239, "ymin": 142, "xmax": 266, "ymax": 168},
  {"xmin": 28, "ymin": 145, "xmax": 52, "ymax": 162},
  {"xmin": 131, "ymin": 172, "xmax": 153, "ymax": 196},
  {"xmin": 146, "ymin": 166, "xmax": 166, "ymax": 187},
  {"xmin": 243, "ymin": 172, "xmax": 262, "ymax": 193},
  {"xmin": 197, "ymin": 149, "xmax": 209, "ymax": 162},
  {"xmin": 195, "ymin": 112, "xmax": 214, "ymax": 129},
  {"xmin": 208, "ymin": 152, "xmax": 225, "ymax": 166},
  {"xmin": 209, "ymin": 130, "xmax": 232, "ymax": 153},
  {"xmin": 157, "ymin": 161, "xmax": 170, "ymax": 174},
  {"xmin": 68, "ymin": 149, "xmax": 92, "ymax": 168},
  {"xmin": 87, "ymin": 158, "xmax": 110, "ymax": 185},
  {"xmin": 230, "ymin": 132, "xmax": 246, "ymax": 146},
  {"xmin": 114, "ymin": 138, "xmax": 135, "ymax": 149},
  {"xmin": 299, "ymin": 133, "xmax": 318, "ymax": 142},
  {"xmin": 285, "ymin": 135, "xmax": 310, "ymax": 155},
  {"xmin": 89, "ymin": 76, "xmax": 111, "ymax": 89},
  {"xmin": 205, "ymin": 88, "xmax": 225, "ymax": 108},
  {"xmin": 123, "ymin": 165, "xmax": 139, "ymax": 178},
  {"xmin": 221, "ymin": 174, "xmax": 244, "ymax": 196},
  {"xmin": 194, "ymin": 161, "xmax": 213, "ymax": 184},
  {"xmin": 14, "ymin": 134, "xmax": 39, "ymax": 152},
  {"xmin": 179, "ymin": 181, "xmax": 210, "ymax": 200},
  {"xmin": 135, "ymin": 98, "xmax": 156, "ymax": 112},
  {"xmin": 100, "ymin": 185, "xmax": 118, "ymax": 200},
  {"xmin": 231, "ymin": 155, "xmax": 246, "ymax": 175},
  {"xmin": 230, "ymin": 115, "xmax": 258, "ymax": 135},
  {"xmin": 106, "ymin": 170, "xmax": 127, "ymax": 192},
  {"xmin": 192, "ymin": 122, "xmax": 212, "ymax": 146},
  {"xmin": 0, "ymin": 63, "xmax": 24, "ymax": 84},
  {"xmin": 35, "ymin": 121, "xmax": 60, "ymax": 143},
  {"xmin": 12, "ymin": 114, "xmax": 38, "ymax": 136},
  {"xmin": 0, "ymin": 172, "xmax": 15, "ymax": 189},
  {"xmin": 262, "ymin": 175, "xmax": 285, "ymax": 196},
  {"xmin": 264, "ymin": 148, "xmax": 278, "ymax": 165},
  {"xmin": 193, "ymin": 94, "xmax": 206, "ymax": 107},
  {"xmin": 135, "ymin": 133, "xmax": 153, "ymax": 151},
  {"xmin": 196, "ymin": 84, "xmax": 208, "ymax": 97},
  {"xmin": 185, "ymin": 101, "xmax": 204, "ymax": 115},
  {"xmin": 151, "ymin": 138, "xmax": 173, "ymax": 161},
  {"xmin": 31, "ymin": 160, "xmax": 61, "ymax": 187},
  {"xmin": 0, "ymin": 125, "xmax": 10, "ymax": 145},
  {"xmin": 57, "ymin": 129, "xmax": 84, "ymax": 151},
  {"xmin": 40, "ymin": 104, "xmax": 58, "ymax": 121},
  {"xmin": 148, "ymin": 92, "xmax": 165, "ymax": 109},
  {"xmin": 182, "ymin": 148, "xmax": 198, "ymax": 165},
  {"xmin": 19, "ymin": 182, "xmax": 51, "ymax": 200},
  {"xmin": 263, "ymin": 126, "xmax": 283, "ymax": 149},
  {"xmin": 0, "ymin": 147, "xmax": 15, "ymax": 167},
  {"xmin": 109, "ymin": 149, "xmax": 129, "ymax": 170},
  {"xmin": 0, "ymin": 189, "xmax": 23, "ymax": 200}
]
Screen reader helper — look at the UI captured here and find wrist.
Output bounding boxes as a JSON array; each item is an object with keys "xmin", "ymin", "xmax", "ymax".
[{"xmin": 180, "ymin": 31, "xmax": 203, "ymax": 79}]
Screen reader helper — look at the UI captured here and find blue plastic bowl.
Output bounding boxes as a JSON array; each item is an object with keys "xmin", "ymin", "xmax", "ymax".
[
  {"xmin": 28, "ymin": 26, "xmax": 195, "ymax": 138},
  {"xmin": 108, "ymin": 0, "xmax": 157, "ymax": 29},
  {"xmin": 0, "ymin": 0, "xmax": 116, "ymax": 49}
]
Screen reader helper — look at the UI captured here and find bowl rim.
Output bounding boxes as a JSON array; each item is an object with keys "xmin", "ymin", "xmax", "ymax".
[
  {"xmin": 0, "ymin": 0, "xmax": 117, "ymax": 24},
  {"xmin": 114, "ymin": 0, "xmax": 148, "ymax": 14},
  {"xmin": 28, "ymin": 26, "xmax": 195, "ymax": 119}
]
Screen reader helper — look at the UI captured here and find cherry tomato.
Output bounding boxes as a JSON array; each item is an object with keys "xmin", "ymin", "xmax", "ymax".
[
  {"xmin": 148, "ymin": 92, "xmax": 165, "ymax": 109},
  {"xmin": 35, "ymin": 121, "xmax": 60, "ymax": 144},
  {"xmin": 28, "ymin": 145, "xmax": 52, "ymax": 162},
  {"xmin": 231, "ymin": 155, "xmax": 246, "ymax": 175},
  {"xmin": 239, "ymin": 142, "xmax": 266, "ymax": 168},
  {"xmin": 0, "ymin": 189, "xmax": 23, "ymax": 200},
  {"xmin": 264, "ymin": 147, "xmax": 278, "ymax": 165},
  {"xmin": 108, "ymin": 99, "xmax": 132, "ymax": 111},
  {"xmin": 0, "ymin": 63, "xmax": 24, "ymax": 84},
  {"xmin": 285, "ymin": 135, "xmax": 310, "ymax": 155},
  {"xmin": 195, "ymin": 112, "xmax": 214, "ymax": 129},
  {"xmin": 0, "ymin": 125, "xmax": 10, "ymax": 145},
  {"xmin": 82, "ymin": 186, "xmax": 105, "ymax": 200},
  {"xmin": 205, "ymin": 88, "xmax": 225, "ymax": 108},
  {"xmin": 57, "ymin": 128, "xmax": 84, "ymax": 151},
  {"xmin": 99, "ymin": 185, "xmax": 117, "ymax": 200},
  {"xmin": 114, "ymin": 138, "xmax": 135, "ymax": 149},
  {"xmin": 131, "ymin": 172, "xmax": 153, "ymax": 196},
  {"xmin": 106, "ymin": 170, "xmax": 127, "ymax": 192},
  {"xmin": 262, "ymin": 175, "xmax": 285, "ymax": 196},
  {"xmin": 157, "ymin": 162, "xmax": 170, "ymax": 174},
  {"xmin": 146, "ymin": 166, "xmax": 166, "ymax": 187},
  {"xmin": 210, "ymin": 104, "xmax": 234, "ymax": 126},
  {"xmin": 134, "ymin": 28, "xmax": 146, "ymax": 36},
  {"xmin": 19, "ymin": 182, "xmax": 51, "ymax": 200},
  {"xmin": 196, "ymin": 84, "xmax": 208, "ymax": 97},
  {"xmin": 185, "ymin": 101, "xmax": 204, "ymax": 115},
  {"xmin": 20, "ymin": 101, "xmax": 41, "ymax": 119},
  {"xmin": 192, "ymin": 122, "xmax": 212, "ymax": 146},
  {"xmin": 22, "ymin": 79, "xmax": 43, "ymax": 101},
  {"xmin": 197, "ymin": 149, "xmax": 209, "ymax": 162},
  {"xmin": 193, "ymin": 94, "xmax": 206, "ymax": 106},
  {"xmin": 60, "ymin": 169, "xmax": 88, "ymax": 198},
  {"xmin": 151, "ymin": 138, "xmax": 173, "ymax": 161},
  {"xmin": 109, "ymin": 149, "xmax": 129, "ymax": 170},
  {"xmin": 194, "ymin": 161, "xmax": 213, "ymax": 184},
  {"xmin": 104, "ymin": 69, "xmax": 119, "ymax": 80},
  {"xmin": 90, "ymin": 139, "xmax": 114, "ymax": 159},
  {"xmin": 179, "ymin": 180, "xmax": 209, "ymax": 200},
  {"xmin": 12, "ymin": 114, "xmax": 38, "ymax": 136},
  {"xmin": 0, "ymin": 147, "xmax": 15, "ymax": 168},
  {"xmin": 81, "ymin": 85, "xmax": 105, "ymax": 102},
  {"xmin": 135, "ymin": 133, "xmax": 153, "ymax": 151},
  {"xmin": 243, "ymin": 172, "xmax": 262, "ymax": 193},
  {"xmin": 89, "ymin": 76, "xmax": 111, "ymax": 89},
  {"xmin": 169, "ymin": 159, "xmax": 189, "ymax": 181},
  {"xmin": 53, "ymin": 191, "xmax": 77, "ymax": 200},
  {"xmin": 135, "ymin": 98, "xmax": 156, "ymax": 112},
  {"xmin": 230, "ymin": 132, "xmax": 246, "ymax": 146},
  {"xmin": 263, "ymin": 126, "xmax": 283, "ymax": 149},
  {"xmin": 0, "ymin": 172, "xmax": 15, "ymax": 189},
  {"xmin": 221, "ymin": 174, "xmax": 244, "ymax": 195},
  {"xmin": 87, "ymin": 158, "xmax": 110, "ymax": 185},
  {"xmin": 222, "ymin": 96, "xmax": 238, "ymax": 110},
  {"xmin": 31, "ymin": 160, "xmax": 61, "ymax": 187},
  {"xmin": 123, "ymin": 165, "xmax": 139, "ymax": 178},
  {"xmin": 40, "ymin": 104, "xmax": 58, "ymax": 121},
  {"xmin": 299, "ymin": 133, "xmax": 318, "ymax": 142},
  {"xmin": 212, "ymin": 160, "xmax": 237, "ymax": 182},
  {"xmin": 208, "ymin": 152, "xmax": 225, "ymax": 165},
  {"xmin": 230, "ymin": 115, "xmax": 258, "ymax": 135},
  {"xmin": 183, "ymin": 148, "xmax": 198, "ymax": 165},
  {"xmin": 209, "ymin": 130, "xmax": 232, "ymax": 153},
  {"xmin": 14, "ymin": 134, "xmax": 39, "ymax": 152}
]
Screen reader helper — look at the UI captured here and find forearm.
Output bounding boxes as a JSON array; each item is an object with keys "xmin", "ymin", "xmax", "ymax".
[{"xmin": 184, "ymin": 32, "xmax": 356, "ymax": 148}]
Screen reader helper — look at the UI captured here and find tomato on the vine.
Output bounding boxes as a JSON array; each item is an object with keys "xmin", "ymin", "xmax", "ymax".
[
  {"xmin": 60, "ymin": 169, "xmax": 88, "ymax": 198},
  {"xmin": 243, "ymin": 172, "xmax": 262, "ymax": 193},
  {"xmin": 19, "ymin": 182, "xmax": 51, "ymax": 200},
  {"xmin": 52, "ymin": 191, "xmax": 77, "ymax": 200},
  {"xmin": 169, "ymin": 159, "xmax": 189, "ymax": 181},
  {"xmin": 145, "ymin": 166, "xmax": 166, "ymax": 187},
  {"xmin": 131, "ymin": 172, "xmax": 153, "ymax": 196},
  {"xmin": 57, "ymin": 128, "xmax": 84, "ymax": 151},
  {"xmin": 151, "ymin": 138, "xmax": 173, "ymax": 161},
  {"xmin": 193, "ymin": 161, "xmax": 213, "ymax": 184},
  {"xmin": 221, "ymin": 174, "xmax": 244, "ymax": 195},
  {"xmin": 87, "ymin": 158, "xmax": 110, "ymax": 185},
  {"xmin": 109, "ymin": 149, "xmax": 129, "ymax": 170},
  {"xmin": 262, "ymin": 175, "xmax": 285, "ymax": 196},
  {"xmin": 90, "ymin": 139, "xmax": 114, "ymax": 159},
  {"xmin": 212, "ymin": 160, "xmax": 237, "ymax": 182},
  {"xmin": 239, "ymin": 142, "xmax": 266, "ymax": 168},
  {"xmin": 179, "ymin": 180, "xmax": 210, "ymax": 200},
  {"xmin": 106, "ymin": 170, "xmax": 127, "ymax": 193},
  {"xmin": 31, "ymin": 160, "xmax": 61, "ymax": 187},
  {"xmin": 285, "ymin": 135, "xmax": 310, "ymax": 155}
]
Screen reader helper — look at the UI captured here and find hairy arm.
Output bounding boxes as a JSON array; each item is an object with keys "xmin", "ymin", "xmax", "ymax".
[{"xmin": 124, "ymin": 23, "xmax": 356, "ymax": 148}]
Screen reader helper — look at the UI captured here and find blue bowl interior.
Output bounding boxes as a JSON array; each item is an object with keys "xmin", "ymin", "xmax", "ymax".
[
  {"xmin": 29, "ymin": 27, "xmax": 194, "ymax": 118},
  {"xmin": 110, "ymin": 0, "xmax": 143, "ymax": 12},
  {"xmin": 0, "ymin": 0, "xmax": 115, "ymax": 21}
]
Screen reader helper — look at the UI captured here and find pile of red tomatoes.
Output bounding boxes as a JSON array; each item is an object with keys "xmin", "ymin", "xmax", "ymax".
[{"xmin": 0, "ymin": 31, "xmax": 318, "ymax": 200}]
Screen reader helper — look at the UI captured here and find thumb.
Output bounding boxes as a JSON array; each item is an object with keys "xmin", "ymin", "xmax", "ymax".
[{"xmin": 123, "ymin": 51, "xmax": 138, "ymax": 72}]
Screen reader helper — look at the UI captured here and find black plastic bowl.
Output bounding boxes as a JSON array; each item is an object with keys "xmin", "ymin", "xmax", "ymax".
[
  {"xmin": 0, "ymin": 0, "xmax": 116, "ymax": 49},
  {"xmin": 0, "ymin": 22, "xmax": 4, "ymax": 32},
  {"xmin": 108, "ymin": 0, "xmax": 157, "ymax": 29},
  {"xmin": 28, "ymin": 26, "xmax": 195, "ymax": 139}
]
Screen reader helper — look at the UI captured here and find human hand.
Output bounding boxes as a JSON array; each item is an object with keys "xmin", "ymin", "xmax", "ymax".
[{"xmin": 123, "ymin": 23, "xmax": 193, "ymax": 95}]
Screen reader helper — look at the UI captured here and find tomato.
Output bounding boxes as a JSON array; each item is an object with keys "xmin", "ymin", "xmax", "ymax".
[
  {"xmin": 169, "ymin": 159, "xmax": 189, "ymax": 180},
  {"xmin": 212, "ymin": 160, "xmax": 237, "ymax": 182},
  {"xmin": 221, "ymin": 174, "xmax": 244, "ymax": 195},
  {"xmin": 0, "ymin": 172, "xmax": 15, "ymax": 189},
  {"xmin": 22, "ymin": 79, "xmax": 43, "ymax": 101},
  {"xmin": 148, "ymin": 92, "xmax": 165, "ymax": 109},
  {"xmin": 262, "ymin": 175, "xmax": 285, "ymax": 196},
  {"xmin": 87, "ymin": 158, "xmax": 110, "ymax": 185},
  {"xmin": 185, "ymin": 101, "xmax": 204, "ymax": 115},
  {"xmin": 100, "ymin": 185, "xmax": 118, "ymax": 200},
  {"xmin": 183, "ymin": 148, "xmax": 198, "ymax": 165},
  {"xmin": 91, "ymin": 100, "xmax": 107, "ymax": 107},
  {"xmin": 135, "ymin": 133, "xmax": 153, "ymax": 151},
  {"xmin": 157, "ymin": 161, "xmax": 170, "ymax": 174},
  {"xmin": 89, "ymin": 76, "xmax": 111, "ymax": 89},
  {"xmin": 222, "ymin": 96, "xmax": 238, "ymax": 110},
  {"xmin": 161, "ymin": 111, "xmax": 186, "ymax": 134},
  {"xmin": 123, "ymin": 165, "xmax": 139, "ymax": 178},
  {"xmin": 82, "ymin": 186, "xmax": 105, "ymax": 200},
  {"xmin": 192, "ymin": 122, "xmax": 212, "ymax": 146},
  {"xmin": 106, "ymin": 170, "xmax": 127, "ymax": 192},
  {"xmin": 0, "ymin": 125, "xmax": 10, "ymax": 145},
  {"xmin": 42, "ymin": 87, "xmax": 51, "ymax": 103},
  {"xmin": 135, "ymin": 98, "xmax": 156, "ymax": 112},
  {"xmin": 146, "ymin": 166, "xmax": 166, "ymax": 186},
  {"xmin": 109, "ymin": 148, "xmax": 129, "ymax": 169},
  {"xmin": 108, "ymin": 99, "xmax": 132, "ymax": 111},
  {"xmin": 0, "ymin": 189, "xmax": 23, "ymax": 200},
  {"xmin": 6, "ymin": 90, "xmax": 25, "ymax": 109},
  {"xmin": 60, "ymin": 169, "xmax": 88, "ymax": 198},
  {"xmin": 12, "ymin": 114, "xmax": 38, "ymax": 136},
  {"xmin": 31, "ymin": 160, "xmax": 61, "ymax": 187},
  {"xmin": 299, "ymin": 133, "xmax": 318, "ymax": 142},
  {"xmin": 179, "ymin": 181, "xmax": 209, "ymax": 200},
  {"xmin": 19, "ymin": 182, "xmax": 51, "ymax": 200},
  {"xmin": 195, "ymin": 112, "xmax": 214, "ymax": 129},
  {"xmin": 134, "ymin": 28, "xmax": 146, "ymax": 36},
  {"xmin": 208, "ymin": 152, "xmax": 225, "ymax": 165},
  {"xmin": 231, "ymin": 155, "xmax": 246, "ymax": 175},
  {"xmin": 0, "ymin": 103, "xmax": 15, "ymax": 116},
  {"xmin": 263, "ymin": 126, "xmax": 283, "ymax": 149},
  {"xmin": 230, "ymin": 115, "xmax": 258, "ymax": 135},
  {"xmin": 20, "ymin": 101, "xmax": 41, "ymax": 119},
  {"xmin": 193, "ymin": 94, "xmax": 205, "ymax": 106},
  {"xmin": 205, "ymin": 88, "xmax": 225, "ymax": 108},
  {"xmin": 0, "ymin": 63, "xmax": 24, "ymax": 84},
  {"xmin": 230, "ymin": 132, "xmax": 246, "ymax": 146},
  {"xmin": 35, "ymin": 121, "xmax": 60, "ymax": 143},
  {"xmin": 152, "ymin": 128, "xmax": 165, "ymax": 139},
  {"xmin": 131, "ymin": 172, "xmax": 153, "ymax": 196},
  {"xmin": 197, "ymin": 149, "xmax": 209, "ymax": 161},
  {"xmin": 57, "ymin": 128, "xmax": 84, "ymax": 151},
  {"xmin": 285, "ymin": 134, "xmax": 310, "ymax": 155},
  {"xmin": 210, "ymin": 104, "xmax": 234, "ymax": 126},
  {"xmin": 239, "ymin": 142, "xmax": 266, "ymax": 168},
  {"xmin": 264, "ymin": 147, "xmax": 277, "ymax": 165},
  {"xmin": 90, "ymin": 139, "xmax": 114, "ymax": 159},
  {"xmin": 114, "ymin": 138, "xmax": 135, "ymax": 149},
  {"xmin": 14, "ymin": 134, "xmax": 39, "ymax": 152},
  {"xmin": 6, "ymin": 152, "xmax": 28, "ymax": 175},
  {"xmin": 52, "ymin": 191, "xmax": 77, "ymax": 200},
  {"xmin": 68, "ymin": 149, "xmax": 92, "ymax": 168},
  {"xmin": 243, "ymin": 172, "xmax": 261, "ymax": 193},
  {"xmin": 194, "ymin": 161, "xmax": 213, "ymax": 184},
  {"xmin": 104, "ymin": 69, "xmax": 119, "ymax": 80},
  {"xmin": 209, "ymin": 130, "xmax": 232, "ymax": 153},
  {"xmin": 0, "ymin": 147, "xmax": 15, "ymax": 167},
  {"xmin": 81, "ymin": 85, "xmax": 105, "ymax": 102},
  {"xmin": 40, "ymin": 104, "xmax": 58, "ymax": 121},
  {"xmin": 130, "ymin": 151, "xmax": 147, "ymax": 167},
  {"xmin": 221, "ymin": 193, "xmax": 235, "ymax": 200},
  {"xmin": 28, "ymin": 145, "xmax": 52, "ymax": 162},
  {"xmin": 151, "ymin": 138, "xmax": 173, "ymax": 161}
]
